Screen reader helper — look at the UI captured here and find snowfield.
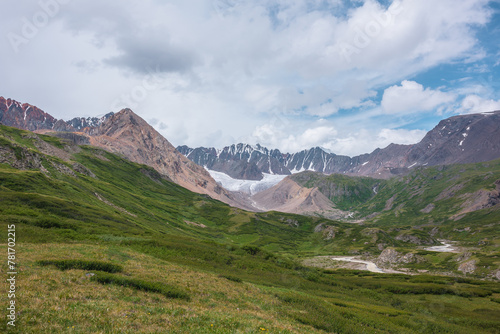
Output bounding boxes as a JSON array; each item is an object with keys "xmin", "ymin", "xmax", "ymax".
[{"xmin": 207, "ymin": 169, "xmax": 287, "ymax": 195}]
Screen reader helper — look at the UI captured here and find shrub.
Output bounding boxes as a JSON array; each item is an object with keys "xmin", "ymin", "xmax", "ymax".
[
  {"xmin": 31, "ymin": 218, "xmax": 77, "ymax": 230},
  {"xmin": 241, "ymin": 245, "xmax": 261, "ymax": 255},
  {"xmin": 37, "ymin": 259, "xmax": 123, "ymax": 273},
  {"xmin": 218, "ymin": 274, "xmax": 243, "ymax": 283},
  {"xmin": 90, "ymin": 272, "xmax": 190, "ymax": 300}
]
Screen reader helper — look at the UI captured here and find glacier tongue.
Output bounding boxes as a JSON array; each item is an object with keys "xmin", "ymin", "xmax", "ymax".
[{"xmin": 207, "ymin": 169, "xmax": 287, "ymax": 195}]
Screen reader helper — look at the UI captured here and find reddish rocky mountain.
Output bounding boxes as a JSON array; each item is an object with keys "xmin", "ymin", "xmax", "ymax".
[
  {"xmin": 3, "ymin": 95, "xmax": 500, "ymax": 214},
  {"xmin": 351, "ymin": 110, "xmax": 500, "ymax": 176},
  {"xmin": 0, "ymin": 96, "xmax": 113, "ymax": 133},
  {"xmin": 0, "ymin": 97, "xmax": 253, "ymax": 210},
  {"xmin": 406, "ymin": 111, "xmax": 500, "ymax": 166},
  {"xmin": 86, "ymin": 109, "xmax": 253, "ymax": 209},
  {"xmin": 0, "ymin": 97, "xmax": 60, "ymax": 131}
]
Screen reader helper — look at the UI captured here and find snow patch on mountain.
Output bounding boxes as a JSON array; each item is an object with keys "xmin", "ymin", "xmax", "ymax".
[{"xmin": 208, "ymin": 169, "xmax": 287, "ymax": 195}]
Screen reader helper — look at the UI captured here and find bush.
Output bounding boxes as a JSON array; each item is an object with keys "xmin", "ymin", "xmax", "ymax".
[
  {"xmin": 37, "ymin": 259, "xmax": 123, "ymax": 273},
  {"xmin": 218, "ymin": 274, "xmax": 243, "ymax": 283},
  {"xmin": 90, "ymin": 271, "xmax": 190, "ymax": 300},
  {"xmin": 241, "ymin": 245, "xmax": 261, "ymax": 256},
  {"xmin": 31, "ymin": 218, "xmax": 77, "ymax": 230}
]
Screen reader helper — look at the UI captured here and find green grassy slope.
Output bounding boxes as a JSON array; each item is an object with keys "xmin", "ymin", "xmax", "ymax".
[
  {"xmin": 1, "ymin": 124, "xmax": 499, "ymax": 333},
  {"xmin": 290, "ymin": 163, "xmax": 500, "ymax": 245},
  {"xmin": 284, "ymin": 162, "xmax": 500, "ymax": 279},
  {"xmin": 355, "ymin": 162, "xmax": 500, "ymax": 246},
  {"xmin": 0, "ymin": 125, "xmax": 411, "ymax": 257},
  {"xmin": 2, "ymin": 243, "xmax": 499, "ymax": 334}
]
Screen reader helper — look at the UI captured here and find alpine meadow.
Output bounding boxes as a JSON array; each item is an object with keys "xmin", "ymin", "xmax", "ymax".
[{"xmin": 1, "ymin": 0, "xmax": 500, "ymax": 333}]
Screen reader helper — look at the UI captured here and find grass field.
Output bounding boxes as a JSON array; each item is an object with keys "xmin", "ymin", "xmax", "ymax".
[
  {"xmin": 0, "ymin": 124, "xmax": 499, "ymax": 333},
  {"xmin": 2, "ymin": 242, "xmax": 500, "ymax": 333}
]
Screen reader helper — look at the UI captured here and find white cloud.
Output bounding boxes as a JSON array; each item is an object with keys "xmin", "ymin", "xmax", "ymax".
[
  {"xmin": 0, "ymin": 0, "xmax": 496, "ymax": 155},
  {"xmin": 248, "ymin": 119, "xmax": 427, "ymax": 157},
  {"xmin": 459, "ymin": 95, "xmax": 500, "ymax": 114},
  {"xmin": 249, "ymin": 123, "xmax": 337, "ymax": 153},
  {"xmin": 377, "ymin": 128, "xmax": 427, "ymax": 146},
  {"xmin": 381, "ymin": 80, "xmax": 456, "ymax": 114},
  {"xmin": 314, "ymin": 128, "xmax": 426, "ymax": 156},
  {"xmin": 300, "ymin": 126, "xmax": 338, "ymax": 147}
]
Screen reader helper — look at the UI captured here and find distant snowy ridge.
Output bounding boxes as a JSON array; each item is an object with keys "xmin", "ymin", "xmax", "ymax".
[{"xmin": 179, "ymin": 110, "xmax": 500, "ymax": 180}]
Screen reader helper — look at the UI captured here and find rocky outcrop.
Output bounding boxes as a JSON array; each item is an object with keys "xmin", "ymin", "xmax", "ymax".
[
  {"xmin": 455, "ymin": 252, "xmax": 472, "ymax": 262},
  {"xmin": 0, "ymin": 144, "xmax": 43, "ymax": 170},
  {"xmin": 454, "ymin": 179, "xmax": 500, "ymax": 217},
  {"xmin": 49, "ymin": 132, "xmax": 90, "ymax": 146},
  {"xmin": 377, "ymin": 248, "xmax": 400, "ymax": 264},
  {"xmin": 395, "ymin": 232, "xmax": 435, "ymax": 245},
  {"xmin": 420, "ymin": 203, "xmax": 435, "ymax": 213},
  {"xmin": 314, "ymin": 223, "xmax": 337, "ymax": 240},
  {"xmin": 72, "ymin": 163, "xmax": 96, "ymax": 178},
  {"xmin": 458, "ymin": 260, "xmax": 477, "ymax": 274},
  {"xmin": 376, "ymin": 248, "xmax": 424, "ymax": 265}
]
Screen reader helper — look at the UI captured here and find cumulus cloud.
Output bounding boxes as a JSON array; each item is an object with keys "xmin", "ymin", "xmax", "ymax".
[
  {"xmin": 381, "ymin": 81, "xmax": 456, "ymax": 114},
  {"xmin": 459, "ymin": 95, "xmax": 500, "ymax": 114},
  {"xmin": 250, "ymin": 123, "xmax": 337, "ymax": 153},
  {"xmin": 49, "ymin": 0, "xmax": 492, "ymax": 116},
  {"xmin": 248, "ymin": 120, "xmax": 426, "ymax": 157},
  {"xmin": 0, "ymin": 0, "xmax": 497, "ymax": 156},
  {"xmin": 377, "ymin": 128, "xmax": 427, "ymax": 146}
]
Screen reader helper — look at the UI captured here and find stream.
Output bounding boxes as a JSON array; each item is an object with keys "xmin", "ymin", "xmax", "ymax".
[
  {"xmin": 330, "ymin": 256, "xmax": 387, "ymax": 273},
  {"xmin": 329, "ymin": 240, "xmax": 460, "ymax": 274},
  {"xmin": 424, "ymin": 240, "xmax": 459, "ymax": 253}
]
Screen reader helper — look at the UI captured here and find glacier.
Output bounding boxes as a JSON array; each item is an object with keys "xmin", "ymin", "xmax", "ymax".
[{"xmin": 207, "ymin": 169, "xmax": 287, "ymax": 195}]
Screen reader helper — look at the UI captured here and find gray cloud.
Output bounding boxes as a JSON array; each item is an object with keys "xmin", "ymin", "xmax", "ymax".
[
  {"xmin": 103, "ymin": 35, "xmax": 197, "ymax": 74},
  {"xmin": 55, "ymin": 1, "xmax": 198, "ymax": 74},
  {"xmin": 0, "ymin": 0, "xmax": 498, "ymax": 156}
]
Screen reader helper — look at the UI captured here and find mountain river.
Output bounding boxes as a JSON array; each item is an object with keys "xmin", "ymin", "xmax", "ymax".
[{"xmin": 330, "ymin": 256, "xmax": 386, "ymax": 273}]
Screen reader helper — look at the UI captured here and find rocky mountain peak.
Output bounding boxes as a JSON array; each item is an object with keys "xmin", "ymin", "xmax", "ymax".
[
  {"xmin": 0, "ymin": 97, "xmax": 254, "ymax": 210},
  {"xmin": 0, "ymin": 96, "xmax": 114, "ymax": 133},
  {"xmin": 84, "ymin": 108, "xmax": 254, "ymax": 210},
  {"xmin": 0, "ymin": 96, "xmax": 57, "ymax": 131},
  {"xmin": 407, "ymin": 111, "xmax": 500, "ymax": 166}
]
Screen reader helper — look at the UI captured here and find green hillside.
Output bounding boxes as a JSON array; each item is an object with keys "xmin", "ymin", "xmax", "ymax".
[
  {"xmin": 287, "ymin": 162, "xmax": 500, "ymax": 279},
  {"xmin": 1, "ymin": 124, "xmax": 499, "ymax": 333},
  {"xmin": 349, "ymin": 162, "xmax": 500, "ymax": 254}
]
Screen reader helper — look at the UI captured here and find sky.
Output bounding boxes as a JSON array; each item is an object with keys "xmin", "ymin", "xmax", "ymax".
[{"xmin": 1, "ymin": 0, "xmax": 500, "ymax": 157}]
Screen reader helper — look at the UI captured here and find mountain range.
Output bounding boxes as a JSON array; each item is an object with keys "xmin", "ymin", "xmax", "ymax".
[
  {"xmin": 2, "ymin": 96, "xmax": 499, "ymax": 333},
  {"xmin": 178, "ymin": 111, "xmax": 500, "ymax": 181},
  {"xmin": 2, "ymin": 95, "xmax": 500, "ymax": 217},
  {"xmin": 1, "ymin": 112, "xmax": 499, "ymax": 333}
]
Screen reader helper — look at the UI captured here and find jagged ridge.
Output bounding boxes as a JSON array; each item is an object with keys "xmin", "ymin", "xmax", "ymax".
[
  {"xmin": 179, "ymin": 110, "xmax": 500, "ymax": 180},
  {"xmin": 0, "ymin": 96, "xmax": 114, "ymax": 132}
]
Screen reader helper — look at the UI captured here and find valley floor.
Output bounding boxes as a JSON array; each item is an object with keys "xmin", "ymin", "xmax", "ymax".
[{"xmin": 4, "ymin": 242, "xmax": 500, "ymax": 334}]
